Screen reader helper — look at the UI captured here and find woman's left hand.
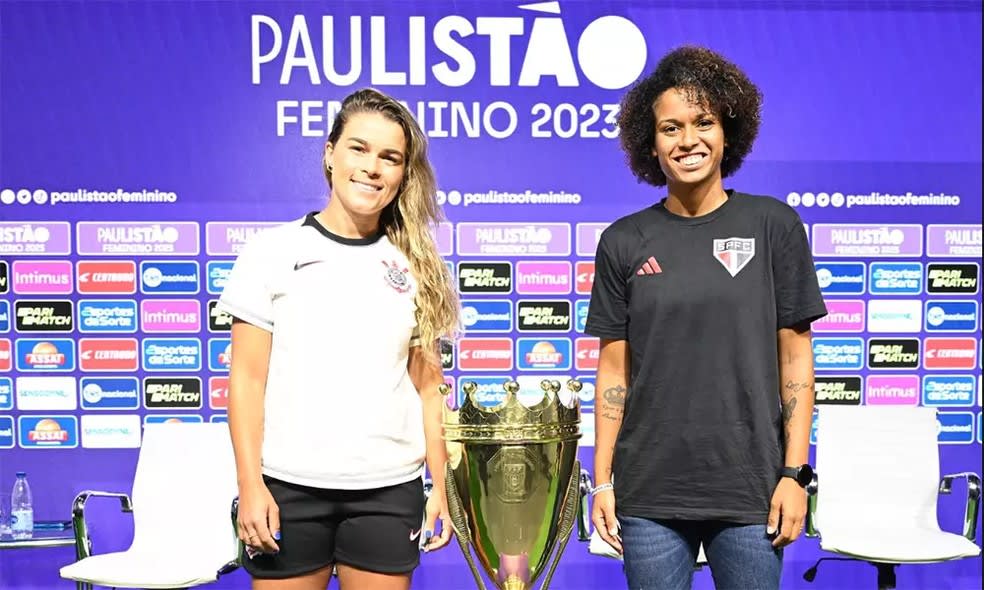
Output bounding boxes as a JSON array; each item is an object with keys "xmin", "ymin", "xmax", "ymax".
[{"xmin": 422, "ymin": 487, "xmax": 453, "ymax": 552}]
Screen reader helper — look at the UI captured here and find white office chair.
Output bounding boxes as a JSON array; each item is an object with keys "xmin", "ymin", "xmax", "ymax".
[
  {"xmin": 60, "ymin": 423, "xmax": 241, "ymax": 589},
  {"xmin": 804, "ymin": 406, "xmax": 981, "ymax": 589},
  {"xmin": 576, "ymin": 470, "xmax": 708, "ymax": 566}
]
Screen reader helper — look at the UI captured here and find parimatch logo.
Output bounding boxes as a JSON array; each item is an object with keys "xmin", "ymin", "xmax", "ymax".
[
  {"xmin": 814, "ymin": 376, "xmax": 862, "ymax": 405},
  {"xmin": 14, "ymin": 300, "xmax": 73, "ymax": 332},
  {"xmin": 516, "ymin": 301, "xmax": 571, "ymax": 331},
  {"xmin": 867, "ymin": 339, "xmax": 920, "ymax": 369},
  {"xmin": 457, "ymin": 262, "xmax": 512, "ymax": 294},
  {"xmin": 208, "ymin": 300, "xmax": 233, "ymax": 332},
  {"xmin": 0, "ymin": 261, "xmax": 7, "ymax": 294},
  {"xmin": 926, "ymin": 263, "xmax": 979, "ymax": 294},
  {"xmin": 143, "ymin": 377, "xmax": 202, "ymax": 409}
]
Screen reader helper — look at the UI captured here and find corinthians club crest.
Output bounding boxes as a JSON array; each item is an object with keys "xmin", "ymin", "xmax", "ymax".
[
  {"xmin": 713, "ymin": 237, "xmax": 755, "ymax": 277},
  {"xmin": 382, "ymin": 260, "xmax": 411, "ymax": 293}
]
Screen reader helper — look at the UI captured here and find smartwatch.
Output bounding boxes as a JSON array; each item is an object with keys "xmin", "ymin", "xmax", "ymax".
[{"xmin": 780, "ymin": 464, "xmax": 814, "ymax": 488}]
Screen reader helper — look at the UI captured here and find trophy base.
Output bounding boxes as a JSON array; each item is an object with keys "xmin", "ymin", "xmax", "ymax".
[{"xmin": 502, "ymin": 577, "xmax": 527, "ymax": 590}]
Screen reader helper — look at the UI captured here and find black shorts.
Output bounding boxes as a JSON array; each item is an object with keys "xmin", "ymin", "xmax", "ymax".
[{"xmin": 244, "ymin": 475, "xmax": 426, "ymax": 579}]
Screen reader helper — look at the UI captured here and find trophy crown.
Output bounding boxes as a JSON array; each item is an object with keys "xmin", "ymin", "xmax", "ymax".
[{"xmin": 443, "ymin": 379, "xmax": 582, "ymax": 443}]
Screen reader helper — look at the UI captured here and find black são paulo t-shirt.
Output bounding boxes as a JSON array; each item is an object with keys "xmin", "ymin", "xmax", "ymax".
[{"xmin": 585, "ymin": 191, "xmax": 827, "ymax": 523}]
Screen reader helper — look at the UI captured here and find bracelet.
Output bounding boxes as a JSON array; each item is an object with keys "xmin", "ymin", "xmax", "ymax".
[{"xmin": 591, "ymin": 483, "xmax": 614, "ymax": 496}]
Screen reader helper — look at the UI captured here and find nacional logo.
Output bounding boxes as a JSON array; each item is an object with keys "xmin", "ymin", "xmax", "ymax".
[
  {"xmin": 937, "ymin": 412, "xmax": 975, "ymax": 444},
  {"xmin": 80, "ymin": 377, "xmax": 140, "ymax": 410},
  {"xmin": 0, "ymin": 416, "xmax": 13, "ymax": 449},
  {"xmin": 712, "ymin": 237, "xmax": 754, "ymax": 278},
  {"xmin": 460, "ymin": 300, "xmax": 512, "ymax": 332},
  {"xmin": 516, "ymin": 338, "xmax": 571, "ymax": 370},
  {"xmin": 924, "ymin": 301, "xmax": 978, "ymax": 332},
  {"xmin": 814, "ymin": 376, "xmax": 862, "ymax": 405},
  {"xmin": 815, "ymin": 262, "xmax": 865, "ymax": 295},
  {"xmin": 143, "ymin": 377, "xmax": 203, "ymax": 409},
  {"xmin": 457, "ymin": 262, "xmax": 512, "ymax": 294},
  {"xmin": 139, "ymin": 260, "xmax": 200, "ymax": 294},
  {"xmin": 0, "ymin": 300, "xmax": 9, "ymax": 333},
  {"xmin": 926, "ymin": 263, "xmax": 979, "ymax": 295},
  {"xmin": 14, "ymin": 300, "xmax": 73, "ymax": 332}
]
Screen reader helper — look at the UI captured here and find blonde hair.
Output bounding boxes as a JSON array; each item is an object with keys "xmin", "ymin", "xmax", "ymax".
[{"xmin": 324, "ymin": 88, "xmax": 460, "ymax": 361}]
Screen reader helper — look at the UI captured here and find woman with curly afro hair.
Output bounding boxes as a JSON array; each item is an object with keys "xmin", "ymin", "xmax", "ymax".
[{"xmin": 585, "ymin": 46, "xmax": 827, "ymax": 590}]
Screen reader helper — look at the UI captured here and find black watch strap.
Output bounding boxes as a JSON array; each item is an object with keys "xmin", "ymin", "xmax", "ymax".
[{"xmin": 781, "ymin": 464, "xmax": 813, "ymax": 488}]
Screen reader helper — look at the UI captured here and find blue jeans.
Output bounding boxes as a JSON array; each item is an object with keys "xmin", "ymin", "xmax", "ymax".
[{"xmin": 618, "ymin": 515, "xmax": 782, "ymax": 590}]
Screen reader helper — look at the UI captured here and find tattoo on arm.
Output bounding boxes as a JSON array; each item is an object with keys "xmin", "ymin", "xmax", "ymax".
[
  {"xmin": 784, "ymin": 380, "xmax": 812, "ymax": 395},
  {"xmin": 599, "ymin": 385, "xmax": 626, "ymax": 421},
  {"xmin": 781, "ymin": 397, "xmax": 797, "ymax": 442}
]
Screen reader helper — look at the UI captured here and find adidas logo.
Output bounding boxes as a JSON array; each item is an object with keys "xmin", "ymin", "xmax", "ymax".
[{"xmin": 636, "ymin": 256, "xmax": 662, "ymax": 276}]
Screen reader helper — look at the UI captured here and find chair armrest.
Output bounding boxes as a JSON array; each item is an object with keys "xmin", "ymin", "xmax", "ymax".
[
  {"xmin": 805, "ymin": 472, "xmax": 819, "ymax": 538},
  {"xmin": 220, "ymin": 497, "xmax": 243, "ymax": 576},
  {"xmin": 939, "ymin": 472, "xmax": 981, "ymax": 542},
  {"xmin": 71, "ymin": 490, "xmax": 134, "ymax": 560},
  {"xmin": 576, "ymin": 469, "xmax": 593, "ymax": 542}
]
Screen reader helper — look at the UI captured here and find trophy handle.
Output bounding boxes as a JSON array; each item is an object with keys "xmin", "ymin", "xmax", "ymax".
[
  {"xmin": 576, "ymin": 468, "xmax": 593, "ymax": 542},
  {"xmin": 536, "ymin": 460, "xmax": 582, "ymax": 590},
  {"xmin": 445, "ymin": 461, "xmax": 490, "ymax": 590}
]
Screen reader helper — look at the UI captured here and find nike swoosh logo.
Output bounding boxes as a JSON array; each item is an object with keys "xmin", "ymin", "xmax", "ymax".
[
  {"xmin": 409, "ymin": 528, "xmax": 422, "ymax": 541},
  {"xmin": 293, "ymin": 260, "xmax": 325, "ymax": 271}
]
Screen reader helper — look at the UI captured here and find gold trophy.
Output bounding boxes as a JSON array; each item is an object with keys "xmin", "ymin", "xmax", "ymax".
[{"xmin": 440, "ymin": 379, "xmax": 582, "ymax": 590}]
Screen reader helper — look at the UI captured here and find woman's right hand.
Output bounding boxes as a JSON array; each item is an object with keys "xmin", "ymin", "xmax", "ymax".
[
  {"xmin": 591, "ymin": 489, "xmax": 622, "ymax": 554},
  {"xmin": 237, "ymin": 480, "xmax": 280, "ymax": 554}
]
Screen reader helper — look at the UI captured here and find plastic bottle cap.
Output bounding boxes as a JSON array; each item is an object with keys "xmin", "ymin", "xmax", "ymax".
[{"xmin": 15, "ymin": 472, "xmax": 26, "ymax": 477}]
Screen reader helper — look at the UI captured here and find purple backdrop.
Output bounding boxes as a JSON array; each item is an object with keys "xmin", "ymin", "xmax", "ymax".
[{"xmin": 0, "ymin": 1, "xmax": 981, "ymax": 589}]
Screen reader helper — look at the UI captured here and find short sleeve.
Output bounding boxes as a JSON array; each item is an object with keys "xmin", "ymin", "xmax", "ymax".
[
  {"xmin": 584, "ymin": 232, "xmax": 629, "ymax": 340},
  {"xmin": 408, "ymin": 325, "xmax": 422, "ymax": 348},
  {"xmin": 215, "ymin": 236, "xmax": 275, "ymax": 332},
  {"xmin": 773, "ymin": 221, "xmax": 827, "ymax": 329}
]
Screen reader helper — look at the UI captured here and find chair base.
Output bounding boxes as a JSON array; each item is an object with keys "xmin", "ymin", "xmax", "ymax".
[{"xmin": 803, "ymin": 557, "xmax": 896, "ymax": 590}]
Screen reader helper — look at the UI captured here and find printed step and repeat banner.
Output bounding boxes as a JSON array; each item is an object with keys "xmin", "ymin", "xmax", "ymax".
[{"xmin": 1, "ymin": 1, "xmax": 981, "ymax": 588}]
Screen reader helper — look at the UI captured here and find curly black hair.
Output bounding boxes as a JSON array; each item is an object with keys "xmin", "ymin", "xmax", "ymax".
[{"xmin": 617, "ymin": 46, "xmax": 762, "ymax": 187}]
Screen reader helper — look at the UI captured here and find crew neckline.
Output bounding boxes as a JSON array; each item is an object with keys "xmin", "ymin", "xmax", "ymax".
[
  {"xmin": 653, "ymin": 189, "xmax": 738, "ymax": 226},
  {"xmin": 302, "ymin": 211, "xmax": 384, "ymax": 246}
]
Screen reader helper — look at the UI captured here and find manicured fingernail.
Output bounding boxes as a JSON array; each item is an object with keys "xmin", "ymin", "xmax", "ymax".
[
  {"xmin": 424, "ymin": 530, "xmax": 433, "ymax": 541},
  {"xmin": 609, "ymin": 528, "xmax": 618, "ymax": 536},
  {"xmin": 767, "ymin": 526, "xmax": 776, "ymax": 535},
  {"xmin": 273, "ymin": 531, "xmax": 281, "ymax": 540}
]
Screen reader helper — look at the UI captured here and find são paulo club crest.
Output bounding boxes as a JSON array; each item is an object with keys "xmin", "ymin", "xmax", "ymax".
[
  {"xmin": 382, "ymin": 260, "xmax": 411, "ymax": 293},
  {"xmin": 712, "ymin": 237, "xmax": 755, "ymax": 277}
]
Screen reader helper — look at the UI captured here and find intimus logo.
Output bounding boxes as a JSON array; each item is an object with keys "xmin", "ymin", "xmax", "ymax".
[{"xmin": 252, "ymin": 2, "xmax": 646, "ymax": 90}]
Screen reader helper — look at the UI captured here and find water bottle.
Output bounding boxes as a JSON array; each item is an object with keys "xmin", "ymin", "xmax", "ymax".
[{"xmin": 10, "ymin": 472, "xmax": 33, "ymax": 540}]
